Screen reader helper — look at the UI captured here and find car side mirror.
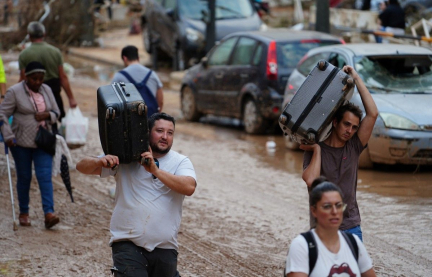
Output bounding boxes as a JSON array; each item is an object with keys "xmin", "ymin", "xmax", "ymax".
[{"xmin": 201, "ymin": 57, "xmax": 208, "ymax": 68}]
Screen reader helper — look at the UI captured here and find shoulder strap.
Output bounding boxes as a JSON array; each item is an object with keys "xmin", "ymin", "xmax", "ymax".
[
  {"xmin": 118, "ymin": 70, "xmax": 135, "ymax": 84},
  {"xmin": 301, "ymin": 231, "xmax": 318, "ymax": 274},
  {"xmin": 341, "ymin": 232, "xmax": 359, "ymax": 262},
  {"xmin": 142, "ymin": 70, "xmax": 153, "ymax": 85}
]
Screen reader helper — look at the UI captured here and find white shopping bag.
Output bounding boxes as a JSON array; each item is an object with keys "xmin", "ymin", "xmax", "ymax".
[{"xmin": 61, "ymin": 107, "xmax": 89, "ymax": 146}]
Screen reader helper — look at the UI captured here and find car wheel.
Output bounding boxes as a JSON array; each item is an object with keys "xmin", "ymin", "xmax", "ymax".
[
  {"xmin": 174, "ymin": 46, "xmax": 186, "ymax": 71},
  {"xmin": 181, "ymin": 86, "xmax": 201, "ymax": 121},
  {"xmin": 142, "ymin": 24, "xmax": 152, "ymax": 54},
  {"xmin": 243, "ymin": 98, "xmax": 267, "ymax": 134},
  {"xmin": 359, "ymin": 148, "xmax": 373, "ymax": 169},
  {"xmin": 284, "ymin": 135, "xmax": 300, "ymax": 150}
]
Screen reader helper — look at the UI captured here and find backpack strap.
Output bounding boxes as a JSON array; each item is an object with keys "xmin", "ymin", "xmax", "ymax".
[
  {"xmin": 341, "ymin": 232, "xmax": 359, "ymax": 262},
  {"xmin": 301, "ymin": 231, "xmax": 318, "ymax": 274},
  {"xmin": 118, "ymin": 70, "xmax": 135, "ymax": 84}
]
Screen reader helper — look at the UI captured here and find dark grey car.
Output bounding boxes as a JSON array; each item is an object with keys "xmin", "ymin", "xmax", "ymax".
[
  {"xmin": 141, "ymin": 0, "xmax": 265, "ymax": 71},
  {"xmin": 180, "ymin": 29, "xmax": 344, "ymax": 134}
]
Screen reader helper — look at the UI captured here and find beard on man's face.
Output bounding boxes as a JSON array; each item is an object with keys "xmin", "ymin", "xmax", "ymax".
[{"xmin": 150, "ymin": 141, "xmax": 171, "ymax": 155}]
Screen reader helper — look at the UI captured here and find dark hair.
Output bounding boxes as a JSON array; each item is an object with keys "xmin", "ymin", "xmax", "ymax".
[
  {"xmin": 28, "ymin": 21, "xmax": 45, "ymax": 39},
  {"xmin": 334, "ymin": 102, "xmax": 363, "ymax": 124},
  {"xmin": 121, "ymin": 45, "xmax": 139, "ymax": 61},
  {"xmin": 148, "ymin": 112, "xmax": 176, "ymax": 131},
  {"xmin": 309, "ymin": 177, "xmax": 343, "ymax": 207}
]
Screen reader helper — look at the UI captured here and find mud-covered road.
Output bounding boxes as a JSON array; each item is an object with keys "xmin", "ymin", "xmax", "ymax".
[{"xmin": 0, "ymin": 68, "xmax": 431, "ymax": 277}]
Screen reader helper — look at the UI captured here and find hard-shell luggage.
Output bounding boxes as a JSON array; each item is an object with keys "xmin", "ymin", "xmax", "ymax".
[
  {"xmin": 97, "ymin": 82, "xmax": 149, "ymax": 164},
  {"xmin": 279, "ymin": 60, "xmax": 354, "ymax": 144}
]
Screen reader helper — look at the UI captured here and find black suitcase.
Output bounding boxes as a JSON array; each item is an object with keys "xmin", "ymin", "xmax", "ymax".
[
  {"xmin": 279, "ymin": 60, "xmax": 354, "ymax": 144},
  {"xmin": 97, "ymin": 82, "xmax": 149, "ymax": 164}
]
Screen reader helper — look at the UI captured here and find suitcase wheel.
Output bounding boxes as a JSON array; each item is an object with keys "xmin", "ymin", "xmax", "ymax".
[
  {"xmin": 106, "ymin": 107, "xmax": 115, "ymax": 120},
  {"xmin": 318, "ymin": 61, "xmax": 326, "ymax": 71},
  {"xmin": 307, "ymin": 132, "xmax": 315, "ymax": 142},
  {"xmin": 343, "ymin": 77, "xmax": 354, "ymax": 91},
  {"xmin": 279, "ymin": 115, "xmax": 288, "ymax": 125},
  {"xmin": 138, "ymin": 103, "xmax": 146, "ymax": 116}
]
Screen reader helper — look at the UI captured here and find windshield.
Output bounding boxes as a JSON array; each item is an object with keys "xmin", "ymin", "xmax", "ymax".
[
  {"xmin": 179, "ymin": 0, "xmax": 254, "ymax": 20},
  {"xmin": 354, "ymin": 55, "xmax": 432, "ymax": 93},
  {"xmin": 277, "ymin": 41, "xmax": 341, "ymax": 69}
]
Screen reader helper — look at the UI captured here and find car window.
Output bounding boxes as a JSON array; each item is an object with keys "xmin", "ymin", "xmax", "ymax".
[
  {"xmin": 163, "ymin": 0, "xmax": 176, "ymax": 9},
  {"xmin": 298, "ymin": 53, "xmax": 329, "ymax": 76},
  {"xmin": 354, "ymin": 55, "xmax": 432, "ymax": 94},
  {"xmin": 208, "ymin": 37, "xmax": 237, "ymax": 66},
  {"xmin": 252, "ymin": 44, "xmax": 263, "ymax": 66},
  {"xmin": 231, "ymin": 37, "xmax": 257, "ymax": 66},
  {"xmin": 328, "ymin": 53, "xmax": 347, "ymax": 69},
  {"xmin": 179, "ymin": 0, "xmax": 253, "ymax": 20},
  {"xmin": 277, "ymin": 41, "xmax": 340, "ymax": 69}
]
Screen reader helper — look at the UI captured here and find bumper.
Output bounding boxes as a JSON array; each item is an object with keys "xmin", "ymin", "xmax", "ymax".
[
  {"xmin": 259, "ymin": 90, "xmax": 283, "ymax": 120},
  {"xmin": 369, "ymin": 127, "xmax": 432, "ymax": 165}
]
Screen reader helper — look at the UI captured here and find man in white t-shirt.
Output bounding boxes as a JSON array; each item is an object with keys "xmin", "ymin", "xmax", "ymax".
[{"xmin": 76, "ymin": 113, "xmax": 197, "ymax": 277}]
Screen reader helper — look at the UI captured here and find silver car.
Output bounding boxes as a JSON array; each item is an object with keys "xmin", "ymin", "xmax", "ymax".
[{"xmin": 283, "ymin": 43, "xmax": 432, "ymax": 168}]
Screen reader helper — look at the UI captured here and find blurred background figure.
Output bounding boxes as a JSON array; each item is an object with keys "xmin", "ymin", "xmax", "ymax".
[
  {"xmin": 18, "ymin": 21, "xmax": 78, "ymax": 121},
  {"xmin": 0, "ymin": 61, "xmax": 61, "ymax": 229},
  {"xmin": 0, "ymin": 54, "xmax": 6, "ymax": 103},
  {"xmin": 378, "ymin": 0, "xmax": 405, "ymax": 43}
]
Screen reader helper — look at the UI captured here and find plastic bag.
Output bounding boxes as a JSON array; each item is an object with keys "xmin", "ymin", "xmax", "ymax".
[{"xmin": 61, "ymin": 107, "xmax": 89, "ymax": 146}]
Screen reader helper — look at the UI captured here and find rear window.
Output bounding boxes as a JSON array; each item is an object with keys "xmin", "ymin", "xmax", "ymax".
[
  {"xmin": 179, "ymin": 0, "xmax": 254, "ymax": 20},
  {"xmin": 354, "ymin": 55, "xmax": 432, "ymax": 94},
  {"xmin": 277, "ymin": 41, "xmax": 341, "ymax": 69}
]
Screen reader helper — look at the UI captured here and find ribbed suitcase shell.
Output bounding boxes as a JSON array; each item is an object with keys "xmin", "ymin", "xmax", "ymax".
[
  {"xmin": 279, "ymin": 60, "xmax": 354, "ymax": 144},
  {"xmin": 97, "ymin": 82, "xmax": 149, "ymax": 164}
]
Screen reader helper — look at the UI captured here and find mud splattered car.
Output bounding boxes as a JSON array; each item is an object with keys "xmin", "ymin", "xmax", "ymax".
[
  {"xmin": 180, "ymin": 29, "xmax": 343, "ymax": 134},
  {"xmin": 283, "ymin": 43, "xmax": 432, "ymax": 167}
]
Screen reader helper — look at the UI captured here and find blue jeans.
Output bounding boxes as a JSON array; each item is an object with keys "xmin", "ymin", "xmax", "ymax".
[
  {"xmin": 343, "ymin": 225, "xmax": 363, "ymax": 242},
  {"xmin": 11, "ymin": 146, "xmax": 54, "ymax": 215},
  {"xmin": 111, "ymin": 241, "xmax": 179, "ymax": 277}
]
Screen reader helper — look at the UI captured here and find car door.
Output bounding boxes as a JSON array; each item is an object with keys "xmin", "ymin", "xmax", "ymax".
[
  {"xmin": 219, "ymin": 37, "xmax": 260, "ymax": 117},
  {"xmin": 155, "ymin": 0, "xmax": 177, "ymax": 55},
  {"xmin": 195, "ymin": 37, "xmax": 238, "ymax": 113}
]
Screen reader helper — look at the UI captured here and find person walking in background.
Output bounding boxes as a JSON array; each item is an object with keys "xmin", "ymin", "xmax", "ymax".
[
  {"xmin": 377, "ymin": 0, "xmax": 405, "ymax": 43},
  {"xmin": 285, "ymin": 178, "xmax": 376, "ymax": 277},
  {"xmin": 112, "ymin": 45, "xmax": 163, "ymax": 116},
  {"xmin": 18, "ymin": 21, "xmax": 77, "ymax": 120},
  {"xmin": 76, "ymin": 112, "xmax": 196, "ymax": 277},
  {"xmin": 301, "ymin": 66, "xmax": 378, "ymax": 241},
  {"xmin": 0, "ymin": 54, "xmax": 6, "ymax": 103},
  {"xmin": 0, "ymin": 61, "xmax": 60, "ymax": 229}
]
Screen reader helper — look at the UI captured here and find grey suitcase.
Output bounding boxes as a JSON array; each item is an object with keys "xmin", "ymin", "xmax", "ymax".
[
  {"xmin": 97, "ymin": 82, "xmax": 149, "ymax": 164},
  {"xmin": 279, "ymin": 60, "xmax": 354, "ymax": 144}
]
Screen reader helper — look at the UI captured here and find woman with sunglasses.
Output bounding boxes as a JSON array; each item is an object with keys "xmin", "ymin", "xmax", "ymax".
[{"xmin": 285, "ymin": 178, "xmax": 376, "ymax": 277}]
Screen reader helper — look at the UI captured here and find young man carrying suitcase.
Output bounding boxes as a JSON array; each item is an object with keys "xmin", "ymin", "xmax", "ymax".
[
  {"xmin": 76, "ymin": 113, "xmax": 197, "ymax": 276},
  {"xmin": 301, "ymin": 66, "xmax": 378, "ymax": 241},
  {"xmin": 112, "ymin": 45, "xmax": 164, "ymax": 116}
]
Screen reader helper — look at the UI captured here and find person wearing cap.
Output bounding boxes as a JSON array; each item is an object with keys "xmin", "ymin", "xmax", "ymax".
[
  {"xmin": 18, "ymin": 21, "xmax": 77, "ymax": 120},
  {"xmin": 0, "ymin": 61, "xmax": 61, "ymax": 229}
]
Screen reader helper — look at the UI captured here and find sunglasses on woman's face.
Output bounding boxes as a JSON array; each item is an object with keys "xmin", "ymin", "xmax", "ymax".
[{"xmin": 317, "ymin": 202, "xmax": 347, "ymax": 212}]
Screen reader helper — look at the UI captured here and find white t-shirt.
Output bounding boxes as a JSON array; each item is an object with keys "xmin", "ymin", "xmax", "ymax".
[
  {"xmin": 101, "ymin": 150, "xmax": 196, "ymax": 251},
  {"xmin": 285, "ymin": 229, "xmax": 373, "ymax": 277}
]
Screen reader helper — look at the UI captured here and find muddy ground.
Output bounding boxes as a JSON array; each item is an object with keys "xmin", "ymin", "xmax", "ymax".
[{"xmin": 0, "ymin": 62, "xmax": 431, "ymax": 277}]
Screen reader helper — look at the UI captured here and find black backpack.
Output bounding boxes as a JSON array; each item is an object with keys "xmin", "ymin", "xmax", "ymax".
[
  {"xmin": 119, "ymin": 70, "xmax": 159, "ymax": 117},
  {"xmin": 284, "ymin": 231, "xmax": 359, "ymax": 276}
]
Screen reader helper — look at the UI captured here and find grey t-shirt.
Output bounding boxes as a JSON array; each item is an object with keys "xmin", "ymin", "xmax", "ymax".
[
  {"xmin": 303, "ymin": 134, "xmax": 366, "ymax": 230},
  {"xmin": 111, "ymin": 63, "xmax": 163, "ymax": 98}
]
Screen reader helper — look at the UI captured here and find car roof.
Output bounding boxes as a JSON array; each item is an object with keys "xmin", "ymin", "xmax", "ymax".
[
  {"xmin": 225, "ymin": 29, "xmax": 342, "ymax": 43},
  {"xmin": 308, "ymin": 43, "xmax": 432, "ymax": 56}
]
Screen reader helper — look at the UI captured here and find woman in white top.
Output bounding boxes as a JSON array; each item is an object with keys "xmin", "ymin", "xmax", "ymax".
[{"xmin": 285, "ymin": 178, "xmax": 376, "ymax": 277}]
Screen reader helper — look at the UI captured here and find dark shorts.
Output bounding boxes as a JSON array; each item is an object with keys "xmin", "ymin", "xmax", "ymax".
[{"xmin": 111, "ymin": 241, "xmax": 180, "ymax": 277}]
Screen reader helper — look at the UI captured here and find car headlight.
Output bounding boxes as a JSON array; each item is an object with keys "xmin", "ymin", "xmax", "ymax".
[
  {"xmin": 379, "ymin": 112, "xmax": 420, "ymax": 130},
  {"xmin": 259, "ymin": 23, "xmax": 268, "ymax": 31},
  {"xmin": 186, "ymin": 27, "xmax": 203, "ymax": 42}
]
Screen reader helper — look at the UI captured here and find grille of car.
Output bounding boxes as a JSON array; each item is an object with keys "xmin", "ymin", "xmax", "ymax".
[{"xmin": 413, "ymin": 149, "xmax": 432, "ymax": 158}]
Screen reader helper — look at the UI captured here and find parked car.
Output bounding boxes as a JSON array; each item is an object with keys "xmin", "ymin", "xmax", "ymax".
[
  {"xmin": 141, "ymin": 0, "xmax": 266, "ymax": 71},
  {"xmin": 180, "ymin": 29, "xmax": 344, "ymax": 134},
  {"xmin": 283, "ymin": 43, "xmax": 432, "ymax": 167}
]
